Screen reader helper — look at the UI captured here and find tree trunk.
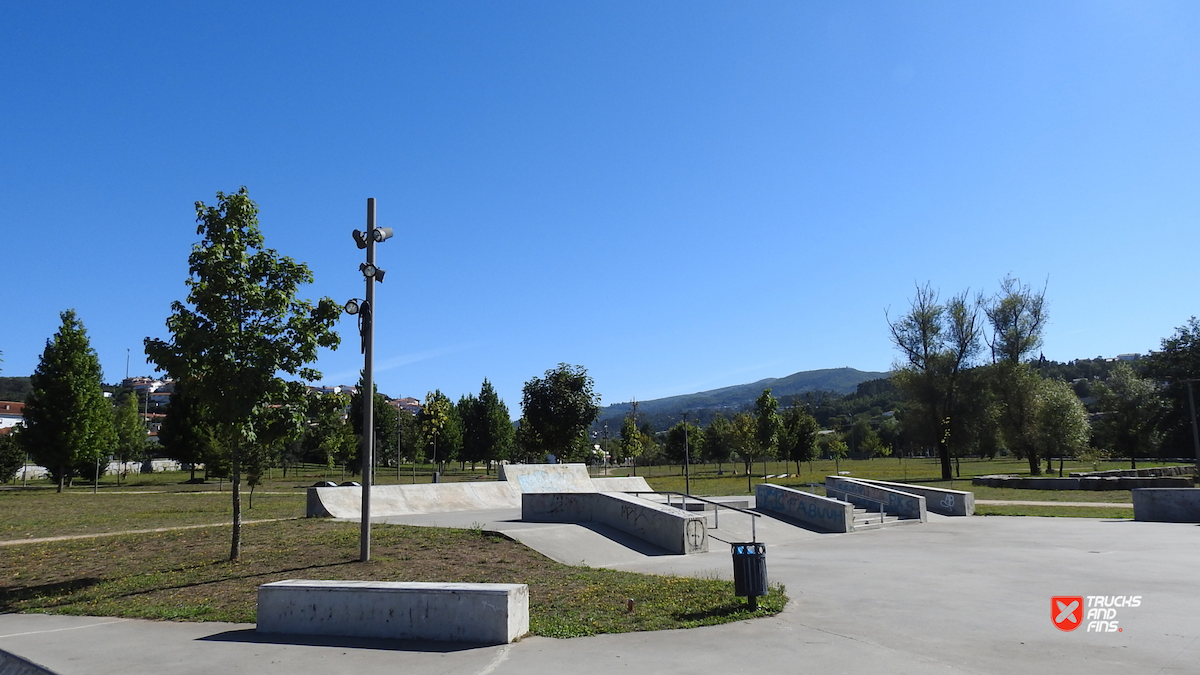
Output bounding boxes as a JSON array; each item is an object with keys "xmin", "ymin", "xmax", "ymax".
[
  {"xmin": 938, "ymin": 440, "xmax": 952, "ymax": 481},
  {"xmin": 1027, "ymin": 451, "xmax": 1041, "ymax": 476},
  {"xmin": 230, "ymin": 450, "xmax": 242, "ymax": 562},
  {"xmin": 57, "ymin": 466, "xmax": 65, "ymax": 493}
]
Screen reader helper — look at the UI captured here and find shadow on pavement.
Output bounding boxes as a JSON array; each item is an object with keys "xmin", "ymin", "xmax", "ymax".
[{"xmin": 198, "ymin": 629, "xmax": 500, "ymax": 653}]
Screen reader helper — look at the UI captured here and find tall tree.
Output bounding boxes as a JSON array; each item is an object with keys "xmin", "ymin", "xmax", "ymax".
[
  {"xmin": 1093, "ymin": 363, "xmax": 1165, "ymax": 468},
  {"xmin": 778, "ymin": 406, "xmax": 819, "ymax": 474},
  {"xmin": 519, "ymin": 363, "xmax": 601, "ymax": 462},
  {"xmin": 350, "ymin": 380, "xmax": 399, "ymax": 475},
  {"xmin": 307, "ymin": 392, "xmax": 356, "ymax": 476},
  {"xmin": 730, "ymin": 411, "xmax": 758, "ymax": 491},
  {"xmin": 1142, "ymin": 317, "xmax": 1200, "ymax": 460},
  {"xmin": 754, "ymin": 389, "xmax": 781, "ymax": 465},
  {"xmin": 418, "ymin": 390, "xmax": 460, "ymax": 471},
  {"xmin": 888, "ymin": 284, "xmax": 983, "ymax": 479},
  {"xmin": 984, "ymin": 277, "xmax": 1050, "ymax": 474},
  {"xmin": 459, "ymin": 379, "xmax": 514, "ymax": 472},
  {"xmin": 144, "ymin": 188, "xmax": 340, "ymax": 560},
  {"xmin": 663, "ymin": 420, "xmax": 703, "ymax": 468},
  {"xmin": 20, "ymin": 310, "xmax": 115, "ymax": 491},
  {"xmin": 702, "ymin": 413, "xmax": 734, "ymax": 475},
  {"xmin": 157, "ymin": 379, "xmax": 220, "ymax": 482},
  {"xmin": 112, "ymin": 393, "xmax": 145, "ymax": 485},
  {"xmin": 616, "ymin": 412, "xmax": 645, "ymax": 473},
  {"xmin": 1034, "ymin": 377, "xmax": 1091, "ymax": 465}
]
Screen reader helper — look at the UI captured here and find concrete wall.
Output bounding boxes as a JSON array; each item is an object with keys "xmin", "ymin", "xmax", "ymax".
[
  {"xmin": 257, "ymin": 580, "xmax": 528, "ymax": 645},
  {"xmin": 1071, "ymin": 466, "xmax": 1196, "ymax": 478},
  {"xmin": 824, "ymin": 476, "xmax": 926, "ymax": 521},
  {"xmin": 756, "ymin": 483, "xmax": 854, "ymax": 533},
  {"xmin": 974, "ymin": 475, "xmax": 1192, "ymax": 490},
  {"xmin": 522, "ymin": 492, "xmax": 708, "ymax": 554},
  {"xmin": 499, "ymin": 463, "xmax": 597, "ymax": 493},
  {"xmin": 1132, "ymin": 488, "xmax": 1200, "ymax": 523},
  {"xmin": 850, "ymin": 478, "xmax": 974, "ymax": 516}
]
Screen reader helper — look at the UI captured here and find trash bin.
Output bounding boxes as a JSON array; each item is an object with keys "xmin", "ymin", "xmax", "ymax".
[{"xmin": 731, "ymin": 542, "xmax": 767, "ymax": 609}]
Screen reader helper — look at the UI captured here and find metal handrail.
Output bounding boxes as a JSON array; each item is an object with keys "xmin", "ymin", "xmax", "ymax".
[
  {"xmin": 821, "ymin": 484, "xmax": 890, "ymax": 525},
  {"xmin": 628, "ymin": 490, "xmax": 761, "ymax": 542}
]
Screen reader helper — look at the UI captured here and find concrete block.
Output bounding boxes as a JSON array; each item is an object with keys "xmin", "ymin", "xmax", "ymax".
[
  {"xmin": 824, "ymin": 477, "xmax": 926, "ymax": 521},
  {"xmin": 257, "ymin": 580, "xmax": 528, "ymax": 644},
  {"xmin": 591, "ymin": 476, "xmax": 653, "ymax": 492},
  {"xmin": 306, "ymin": 482, "xmax": 521, "ymax": 519},
  {"xmin": 522, "ymin": 492, "xmax": 707, "ymax": 554},
  {"xmin": 756, "ymin": 484, "xmax": 853, "ymax": 532},
  {"xmin": 850, "ymin": 479, "xmax": 974, "ymax": 516},
  {"xmin": 1132, "ymin": 488, "xmax": 1200, "ymax": 522}
]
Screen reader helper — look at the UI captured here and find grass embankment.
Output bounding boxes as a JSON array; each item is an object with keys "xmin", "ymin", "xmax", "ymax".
[{"xmin": 0, "ymin": 519, "xmax": 785, "ymax": 637}]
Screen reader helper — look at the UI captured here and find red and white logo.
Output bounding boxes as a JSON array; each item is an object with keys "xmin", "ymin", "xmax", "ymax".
[{"xmin": 1052, "ymin": 596, "xmax": 1084, "ymax": 632}]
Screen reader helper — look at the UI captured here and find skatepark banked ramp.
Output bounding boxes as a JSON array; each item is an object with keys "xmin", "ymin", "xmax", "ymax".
[{"xmin": 306, "ymin": 464, "xmax": 653, "ymax": 518}]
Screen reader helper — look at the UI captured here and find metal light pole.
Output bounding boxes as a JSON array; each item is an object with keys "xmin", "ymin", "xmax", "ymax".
[
  {"xmin": 346, "ymin": 198, "xmax": 393, "ymax": 563},
  {"xmin": 1186, "ymin": 379, "xmax": 1200, "ymax": 475}
]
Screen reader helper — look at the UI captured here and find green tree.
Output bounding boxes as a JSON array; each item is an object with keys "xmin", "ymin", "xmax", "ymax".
[
  {"xmin": 702, "ymin": 414, "xmax": 735, "ymax": 474},
  {"xmin": 985, "ymin": 276, "xmax": 1050, "ymax": 474},
  {"xmin": 459, "ymin": 379, "xmax": 514, "ymax": 472},
  {"xmin": 1093, "ymin": 363, "xmax": 1165, "ymax": 468},
  {"xmin": 888, "ymin": 284, "xmax": 983, "ymax": 480},
  {"xmin": 1034, "ymin": 377, "xmax": 1091, "ymax": 465},
  {"xmin": 144, "ymin": 188, "xmax": 340, "ymax": 561},
  {"xmin": 663, "ymin": 420, "xmax": 703, "ymax": 469},
  {"xmin": 616, "ymin": 412, "xmax": 645, "ymax": 473},
  {"xmin": 112, "ymin": 393, "xmax": 145, "ymax": 485},
  {"xmin": 828, "ymin": 437, "xmax": 849, "ymax": 473},
  {"xmin": 20, "ymin": 310, "xmax": 116, "ymax": 491},
  {"xmin": 0, "ymin": 429, "xmax": 23, "ymax": 484},
  {"xmin": 754, "ymin": 389, "xmax": 781, "ymax": 467},
  {"xmin": 730, "ymin": 411, "xmax": 758, "ymax": 491},
  {"xmin": 1142, "ymin": 317, "xmax": 1200, "ymax": 458},
  {"xmin": 418, "ymin": 390, "xmax": 460, "ymax": 472},
  {"xmin": 307, "ymin": 392, "xmax": 356, "ymax": 477},
  {"xmin": 519, "ymin": 363, "xmax": 601, "ymax": 462},
  {"xmin": 778, "ymin": 406, "xmax": 819, "ymax": 475},
  {"xmin": 157, "ymin": 379, "xmax": 220, "ymax": 482},
  {"xmin": 350, "ymin": 380, "xmax": 399, "ymax": 476}
]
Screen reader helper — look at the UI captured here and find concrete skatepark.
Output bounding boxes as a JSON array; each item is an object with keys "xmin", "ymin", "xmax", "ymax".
[{"xmin": 3, "ymin": 465, "xmax": 1199, "ymax": 674}]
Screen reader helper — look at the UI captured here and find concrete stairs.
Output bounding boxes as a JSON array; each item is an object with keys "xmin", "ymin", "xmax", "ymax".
[{"xmin": 850, "ymin": 506, "xmax": 914, "ymax": 531}]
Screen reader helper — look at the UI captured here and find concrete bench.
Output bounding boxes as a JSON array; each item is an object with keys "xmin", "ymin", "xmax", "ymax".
[
  {"xmin": 1133, "ymin": 488, "xmax": 1200, "ymax": 523},
  {"xmin": 257, "ymin": 580, "xmax": 528, "ymax": 645},
  {"xmin": 850, "ymin": 478, "xmax": 974, "ymax": 516}
]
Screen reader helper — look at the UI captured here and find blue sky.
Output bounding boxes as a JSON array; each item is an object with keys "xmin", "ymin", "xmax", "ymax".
[{"xmin": 2, "ymin": 1, "xmax": 1197, "ymax": 414}]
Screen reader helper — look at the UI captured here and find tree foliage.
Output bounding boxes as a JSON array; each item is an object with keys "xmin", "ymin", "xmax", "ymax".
[
  {"xmin": 888, "ymin": 283, "xmax": 983, "ymax": 479},
  {"xmin": 778, "ymin": 406, "xmax": 819, "ymax": 473},
  {"xmin": 418, "ymin": 390, "xmax": 461, "ymax": 469},
  {"xmin": 1142, "ymin": 316, "xmax": 1200, "ymax": 457},
  {"xmin": 754, "ymin": 389, "xmax": 780, "ymax": 460},
  {"xmin": 350, "ymin": 380, "xmax": 399, "ymax": 475},
  {"xmin": 519, "ymin": 363, "xmax": 601, "ymax": 462},
  {"xmin": 1093, "ymin": 363, "xmax": 1164, "ymax": 467},
  {"xmin": 112, "ymin": 393, "xmax": 145, "ymax": 484},
  {"xmin": 158, "ymin": 379, "xmax": 222, "ymax": 481},
  {"xmin": 144, "ymin": 188, "xmax": 340, "ymax": 560},
  {"xmin": 459, "ymin": 379, "xmax": 514, "ymax": 470},
  {"xmin": 0, "ymin": 429, "xmax": 23, "ymax": 484},
  {"xmin": 20, "ymin": 310, "xmax": 115, "ymax": 491}
]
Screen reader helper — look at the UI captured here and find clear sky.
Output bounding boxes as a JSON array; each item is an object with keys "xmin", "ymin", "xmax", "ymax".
[{"xmin": 2, "ymin": 1, "xmax": 1197, "ymax": 414}]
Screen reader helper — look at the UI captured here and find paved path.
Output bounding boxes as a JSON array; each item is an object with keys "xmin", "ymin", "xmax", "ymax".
[{"xmin": 3, "ymin": 514, "xmax": 1199, "ymax": 675}]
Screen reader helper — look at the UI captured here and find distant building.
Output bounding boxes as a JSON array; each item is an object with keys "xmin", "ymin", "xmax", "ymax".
[
  {"xmin": 0, "ymin": 401, "xmax": 24, "ymax": 432},
  {"xmin": 389, "ymin": 397, "xmax": 422, "ymax": 415}
]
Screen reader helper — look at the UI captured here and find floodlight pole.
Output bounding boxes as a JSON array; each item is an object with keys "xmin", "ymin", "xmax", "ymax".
[
  {"xmin": 1187, "ymin": 380, "xmax": 1200, "ymax": 476},
  {"xmin": 360, "ymin": 198, "xmax": 377, "ymax": 563}
]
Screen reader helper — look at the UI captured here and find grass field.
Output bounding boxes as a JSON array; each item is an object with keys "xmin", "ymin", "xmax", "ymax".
[{"xmin": 0, "ymin": 519, "xmax": 785, "ymax": 637}]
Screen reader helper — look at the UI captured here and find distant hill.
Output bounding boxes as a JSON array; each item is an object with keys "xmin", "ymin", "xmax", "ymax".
[{"xmin": 593, "ymin": 367, "xmax": 888, "ymax": 432}]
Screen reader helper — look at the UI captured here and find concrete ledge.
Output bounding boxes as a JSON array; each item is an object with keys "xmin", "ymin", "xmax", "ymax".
[
  {"xmin": 851, "ymin": 478, "xmax": 974, "ymax": 516},
  {"xmin": 1132, "ymin": 488, "xmax": 1200, "ymax": 522},
  {"xmin": 522, "ymin": 492, "xmax": 707, "ymax": 554},
  {"xmin": 825, "ymin": 476, "xmax": 926, "ymax": 521},
  {"xmin": 257, "ymin": 580, "xmax": 528, "ymax": 645},
  {"xmin": 591, "ymin": 476, "xmax": 653, "ymax": 492},
  {"xmin": 756, "ymin": 483, "xmax": 853, "ymax": 532}
]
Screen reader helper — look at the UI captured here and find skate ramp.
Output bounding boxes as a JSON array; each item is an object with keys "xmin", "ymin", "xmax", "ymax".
[
  {"xmin": 498, "ymin": 463, "xmax": 597, "ymax": 493},
  {"xmin": 591, "ymin": 476, "xmax": 653, "ymax": 492},
  {"xmin": 307, "ymin": 481, "xmax": 521, "ymax": 518}
]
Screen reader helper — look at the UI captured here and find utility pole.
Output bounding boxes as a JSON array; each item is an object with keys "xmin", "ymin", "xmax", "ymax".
[{"xmin": 682, "ymin": 411, "xmax": 691, "ymax": 496}]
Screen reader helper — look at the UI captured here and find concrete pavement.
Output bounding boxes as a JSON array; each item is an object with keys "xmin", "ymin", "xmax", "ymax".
[{"xmin": 3, "ymin": 514, "xmax": 1200, "ymax": 674}]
